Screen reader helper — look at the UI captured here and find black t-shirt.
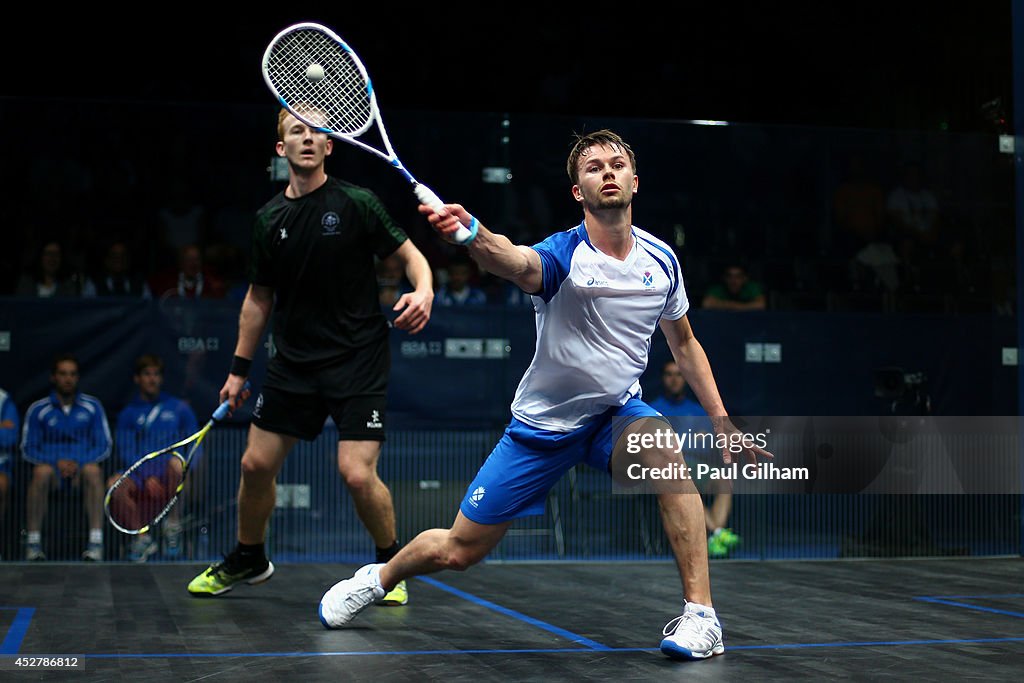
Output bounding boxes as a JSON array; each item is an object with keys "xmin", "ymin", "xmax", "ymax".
[{"xmin": 250, "ymin": 177, "xmax": 407, "ymax": 364}]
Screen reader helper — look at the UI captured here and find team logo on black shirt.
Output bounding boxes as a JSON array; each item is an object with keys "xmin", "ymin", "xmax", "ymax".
[{"xmin": 321, "ymin": 211, "xmax": 341, "ymax": 235}]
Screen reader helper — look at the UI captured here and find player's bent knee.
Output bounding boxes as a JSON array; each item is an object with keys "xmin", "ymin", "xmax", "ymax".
[
  {"xmin": 442, "ymin": 536, "xmax": 489, "ymax": 571},
  {"xmin": 240, "ymin": 452, "xmax": 276, "ymax": 480},
  {"xmin": 444, "ymin": 548, "xmax": 483, "ymax": 572},
  {"xmin": 339, "ymin": 468, "xmax": 373, "ymax": 493}
]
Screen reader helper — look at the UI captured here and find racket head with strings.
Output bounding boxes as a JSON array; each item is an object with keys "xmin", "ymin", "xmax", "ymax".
[
  {"xmin": 262, "ymin": 22, "xmax": 477, "ymax": 244},
  {"xmin": 103, "ymin": 386, "xmax": 243, "ymax": 535},
  {"xmin": 262, "ymin": 23, "xmax": 384, "ymax": 149},
  {"xmin": 104, "ymin": 443, "xmax": 193, "ymax": 535}
]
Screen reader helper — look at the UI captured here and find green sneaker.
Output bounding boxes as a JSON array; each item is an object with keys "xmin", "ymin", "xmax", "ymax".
[
  {"xmin": 717, "ymin": 528, "xmax": 741, "ymax": 550},
  {"xmin": 187, "ymin": 555, "xmax": 275, "ymax": 596},
  {"xmin": 708, "ymin": 533, "xmax": 729, "ymax": 559},
  {"xmin": 377, "ymin": 579, "xmax": 409, "ymax": 606}
]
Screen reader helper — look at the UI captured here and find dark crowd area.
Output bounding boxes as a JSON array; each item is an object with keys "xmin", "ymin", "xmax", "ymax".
[{"xmin": 0, "ymin": 103, "xmax": 1014, "ymax": 316}]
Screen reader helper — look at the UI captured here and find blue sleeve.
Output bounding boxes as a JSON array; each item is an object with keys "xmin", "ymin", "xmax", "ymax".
[
  {"xmin": 82, "ymin": 403, "xmax": 112, "ymax": 464},
  {"xmin": 180, "ymin": 404, "xmax": 199, "ymax": 435},
  {"xmin": 115, "ymin": 408, "xmax": 136, "ymax": 468},
  {"xmin": 530, "ymin": 229, "xmax": 582, "ymax": 303},
  {"xmin": 0, "ymin": 398, "xmax": 18, "ymax": 451},
  {"xmin": 21, "ymin": 405, "xmax": 46, "ymax": 465}
]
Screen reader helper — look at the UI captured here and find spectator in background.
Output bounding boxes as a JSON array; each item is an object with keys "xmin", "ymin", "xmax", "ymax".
[
  {"xmin": 887, "ymin": 162, "xmax": 940, "ymax": 256},
  {"xmin": 649, "ymin": 361, "xmax": 740, "ymax": 558},
  {"xmin": 649, "ymin": 360, "xmax": 707, "ymax": 417},
  {"xmin": 0, "ymin": 387, "xmax": 19, "ymax": 561},
  {"xmin": 834, "ymin": 154, "xmax": 886, "ymax": 256},
  {"xmin": 886, "ymin": 162, "xmax": 941, "ymax": 292},
  {"xmin": 16, "ymin": 241, "xmax": 81, "ymax": 298},
  {"xmin": 702, "ymin": 264, "xmax": 766, "ymax": 310},
  {"xmin": 502, "ymin": 280, "xmax": 536, "ymax": 307},
  {"xmin": 22, "ymin": 354, "xmax": 111, "ymax": 561},
  {"xmin": 157, "ymin": 178, "xmax": 209, "ymax": 258},
  {"xmin": 82, "ymin": 241, "xmax": 152, "ymax": 299},
  {"xmin": 435, "ymin": 258, "xmax": 487, "ymax": 306},
  {"xmin": 110, "ymin": 354, "xmax": 199, "ymax": 561},
  {"xmin": 150, "ymin": 244, "xmax": 227, "ymax": 300},
  {"xmin": 376, "ymin": 253, "xmax": 410, "ymax": 308}
]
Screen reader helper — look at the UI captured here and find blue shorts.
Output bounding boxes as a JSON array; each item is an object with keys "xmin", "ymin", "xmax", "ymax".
[
  {"xmin": 0, "ymin": 452, "xmax": 9, "ymax": 475},
  {"xmin": 460, "ymin": 398, "xmax": 661, "ymax": 524}
]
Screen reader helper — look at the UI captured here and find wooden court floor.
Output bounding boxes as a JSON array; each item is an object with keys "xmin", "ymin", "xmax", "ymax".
[{"xmin": 0, "ymin": 557, "xmax": 1021, "ymax": 681}]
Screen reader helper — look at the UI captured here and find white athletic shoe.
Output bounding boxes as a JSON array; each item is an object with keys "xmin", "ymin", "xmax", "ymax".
[
  {"xmin": 319, "ymin": 563, "xmax": 386, "ymax": 628},
  {"xmin": 129, "ymin": 535, "xmax": 158, "ymax": 563},
  {"xmin": 82, "ymin": 542, "xmax": 104, "ymax": 562},
  {"xmin": 660, "ymin": 602, "xmax": 725, "ymax": 660}
]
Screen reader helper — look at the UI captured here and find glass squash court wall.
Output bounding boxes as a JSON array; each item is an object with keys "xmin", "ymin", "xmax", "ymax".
[{"xmin": 0, "ymin": 99, "xmax": 1018, "ymax": 562}]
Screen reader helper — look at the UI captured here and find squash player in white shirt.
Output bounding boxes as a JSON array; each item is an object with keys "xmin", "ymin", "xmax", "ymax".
[{"xmin": 319, "ymin": 130, "xmax": 772, "ymax": 660}]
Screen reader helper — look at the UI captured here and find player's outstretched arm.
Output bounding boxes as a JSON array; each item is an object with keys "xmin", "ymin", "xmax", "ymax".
[
  {"xmin": 418, "ymin": 203, "xmax": 542, "ymax": 294},
  {"xmin": 660, "ymin": 315, "xmax": 773, "ymax": 465}
]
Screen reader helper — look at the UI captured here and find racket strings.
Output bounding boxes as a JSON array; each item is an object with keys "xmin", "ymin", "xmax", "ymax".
[
  {"xmin": 267, "ymin": 29, "xmax": 373, "ymax": 135},
  {"xmin": 106, "ymin": 448, "xmax": 188, "ymax": 533}
]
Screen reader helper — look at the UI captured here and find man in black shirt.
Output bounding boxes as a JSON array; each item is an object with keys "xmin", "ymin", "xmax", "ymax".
[{"xmin": 187, "ymin": 109, "xmax": 433, "ymax": 605}]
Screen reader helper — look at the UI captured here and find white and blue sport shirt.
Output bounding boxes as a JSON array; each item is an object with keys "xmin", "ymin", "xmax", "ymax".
[{"xmin": 510, "ymin": 222, "xmax": 688, "ymax": 432}]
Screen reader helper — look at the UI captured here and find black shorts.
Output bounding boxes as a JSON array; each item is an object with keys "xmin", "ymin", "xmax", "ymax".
[{"xmin": 253, "ymin": 343, "xmax": 389, "ymax": 441}]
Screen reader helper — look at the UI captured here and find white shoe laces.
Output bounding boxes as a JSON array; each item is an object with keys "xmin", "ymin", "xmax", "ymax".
[
  {"xmin": 342, "ymin": 582, "xmax": 380, "ymax": 611},
  {"xmin": 663, "ymin": 611, "xmax": 718, "ymax": 648}
]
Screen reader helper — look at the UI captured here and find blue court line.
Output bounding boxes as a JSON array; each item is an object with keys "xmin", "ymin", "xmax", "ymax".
[
  {"xmin": 34, "ymin": 635, "xmax": 1022, "ymax": 660},
  {"xmin": 415, "ymin": 576, "xmax": 612, "ymax": 651},
  {"xmin": 922, "ymin": 593, "xmax": 1024, "ymax": 600},
  {"xmin": 914, "ymin": 596, "xmax": 1024, "ymax": 619},
  {"xmin": 0, "ymin": 607, "xmax": 35, "ymax": 655},
  {"xmin": 726, "ymin": 636, "xmax": 1024, "ymax": 650}
]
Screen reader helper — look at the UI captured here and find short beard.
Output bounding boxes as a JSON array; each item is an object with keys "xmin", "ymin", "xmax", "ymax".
[{"xmin": 582, "ymin": 191, "xmax": 631, "ymax": 213}]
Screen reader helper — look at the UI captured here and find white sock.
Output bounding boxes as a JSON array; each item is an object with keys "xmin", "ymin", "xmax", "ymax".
[
  {"xmin": 89, "ymin": 529, "xmax": 103, "ymax": 545},
  {"xmin": 688, "ymin": 601, "xmax": 716, "ymax": 617},
  {"xmin": 366, "ymin": 563, "xmax": 386, "ymax": 590},
  {"xmin": 27, "ymin": 531, "xmax": 41, "ymax": 545}
]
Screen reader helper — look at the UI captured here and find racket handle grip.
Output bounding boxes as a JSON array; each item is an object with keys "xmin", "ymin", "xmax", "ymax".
[
  {"xmin": 414, "ymin": 184, "xmax": 477, "ymax": 244},
  {"xmin": 213, "ymin": 380, "xmax": 251, "ymax": 421}
]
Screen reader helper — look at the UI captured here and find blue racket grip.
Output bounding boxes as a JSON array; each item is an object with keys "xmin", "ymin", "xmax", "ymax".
[{"xmin": 213, "ymin": 380, "xmax": 251, "ymax": 421}]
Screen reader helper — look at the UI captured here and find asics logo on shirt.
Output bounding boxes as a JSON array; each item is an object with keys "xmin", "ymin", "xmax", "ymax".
[
  {"xmin": 321, "ymin": 211, "xmax": 341, "ymax": 235},
  {"xmin": 586, "ymin": 276, "xmax": 609, "ymax": 287}
]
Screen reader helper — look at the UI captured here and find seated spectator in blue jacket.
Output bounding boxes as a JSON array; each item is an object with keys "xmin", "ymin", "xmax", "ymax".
[
  {"xmin": 0, "ymin": 387, "xmax": 19, "ymax": 560},
  {"xmin": 649, "ymin": 360, "xmax": 709, "ymax": 417},
  {"xmin": 436, "ymin": 259, "xmax": 487, "ymax": 306},
  {"xmin": 110, "ymin": 354, "xmax": 199, "ymax": 561},
  {"xmin": 22, "ymin": 353, "xmax": 111, "ymax": 561}
]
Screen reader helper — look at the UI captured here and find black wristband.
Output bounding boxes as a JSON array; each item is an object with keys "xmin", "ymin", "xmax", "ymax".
[{"xmin": 230, "ymin": 355, "xmax": 252, "ymax": 377}]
